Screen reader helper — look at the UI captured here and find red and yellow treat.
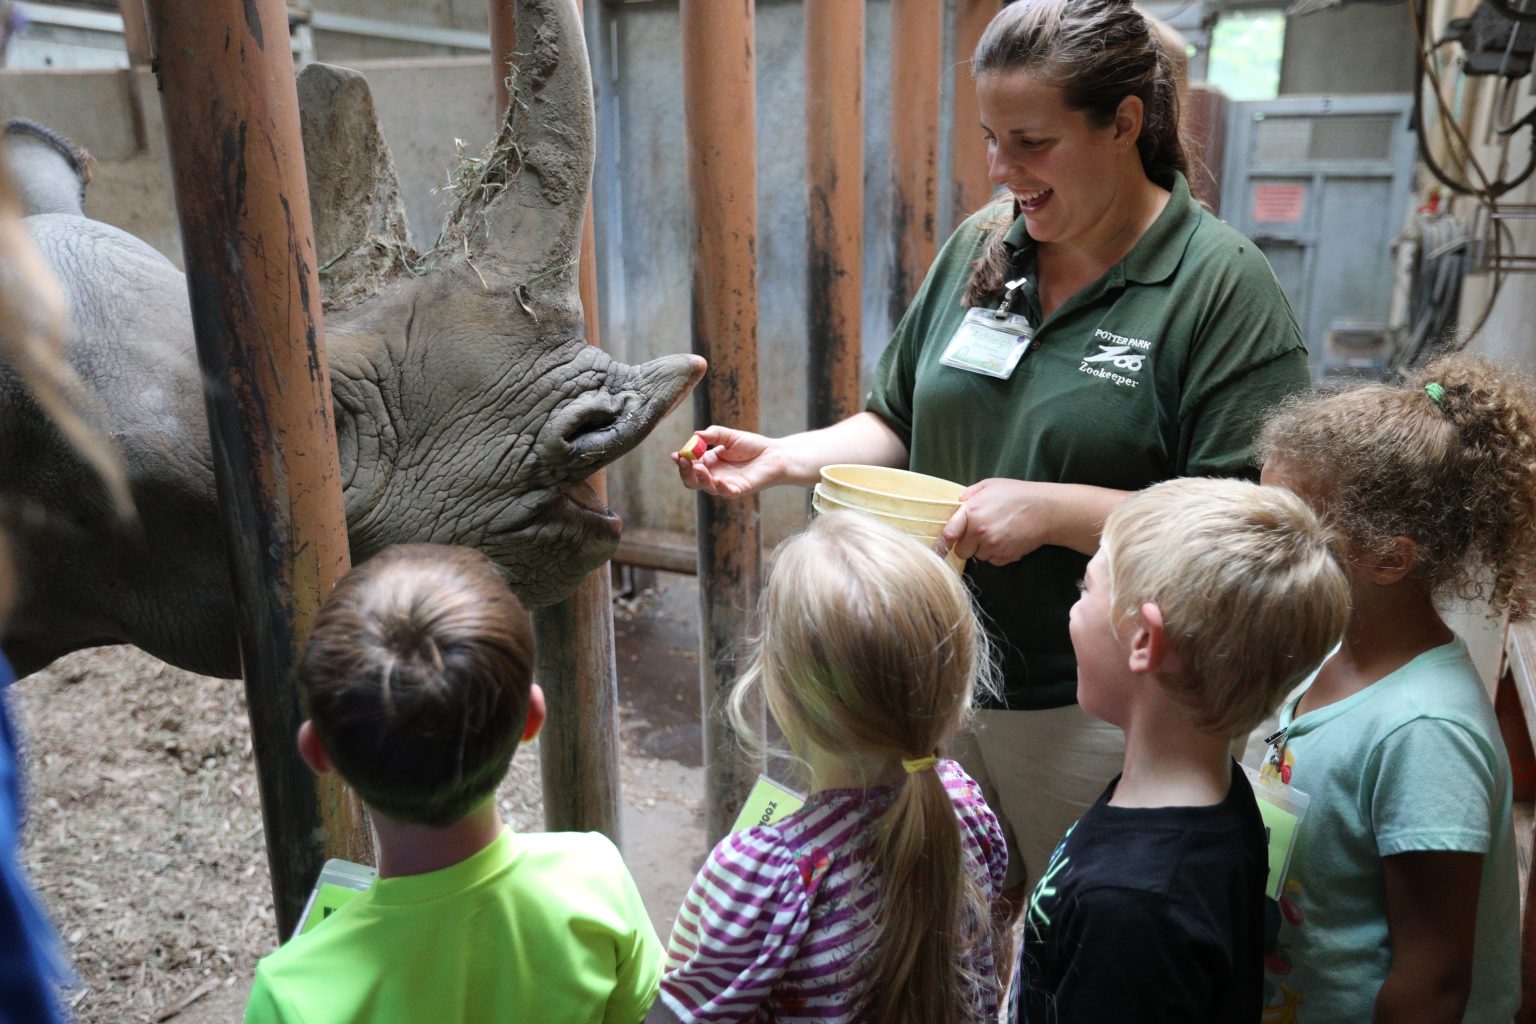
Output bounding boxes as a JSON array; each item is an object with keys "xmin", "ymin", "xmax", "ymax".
[{"xmin": 678, "ymin": 433, "xmax": 708, "ymax": 461}]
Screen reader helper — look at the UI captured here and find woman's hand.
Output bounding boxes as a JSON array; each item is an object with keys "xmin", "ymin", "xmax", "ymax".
[
  {"xmin": 671, "ymin": 414, "xmax": 910, "ymax": 498},
  {"xmin": 671, "ymin": 425, "xmax": 788, "ymax": 498},
  {"xmin": 939, "ymin": 480, "xmax": 1129, "ymax": 565}
]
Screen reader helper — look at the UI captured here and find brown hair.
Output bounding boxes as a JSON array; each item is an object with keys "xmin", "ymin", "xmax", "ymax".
[
  {"xmin": 298, "ymin": 543, "xmax": 536, "ymax": 827},
  {"xmin": 964, "ymin": 0, "xmax": 1188, "ymax": 306},
  {"xmin": 1258, "ymin": 355, "xmax": 1536, "ymax": 616},
  {"xmin": 732, "ymin": 513, "xmax": 996, "ymax": 1024},
  {"xmin": 1101, "ymin": 478, "xmax": 1350, "ymax": 735}
]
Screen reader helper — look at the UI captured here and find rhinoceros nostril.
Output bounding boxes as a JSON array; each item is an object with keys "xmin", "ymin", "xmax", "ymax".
[{"xmin": 562, "ymin": 405, "xmax": 623, "ymax": 449}]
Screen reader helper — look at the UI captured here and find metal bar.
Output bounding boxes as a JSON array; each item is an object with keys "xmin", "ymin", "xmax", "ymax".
[
  {"xmin": 13, "ymin": 3, "xmax": 124, "ymax": 33},
  {"xmin": 804, "ymin": 0, "xmax": 863, "ymax": 430},
  {"xmin": 535, "ymin": 192, "xmax": 624, "ymax": 839},
  {"xmin": 115, "ymin": 0, "xmax": 151, "ymax": 66},
  {"xmin": 307, "ymin": 11, "xmax": 491, "ymax": 51},
  {"xmin": 681, "ymin": 0, "xmax": 764, "ymax": 844},
  {"xmin": 143, "ymin": 0, "xmax": 369, "ymax": 938},
  {"xmin": 949, "ymin": 0, "xmax": 996, "ymax": 226},
  {"xmin": 889, "ymin": 0, "xmax": 943, "ymax": 321}
]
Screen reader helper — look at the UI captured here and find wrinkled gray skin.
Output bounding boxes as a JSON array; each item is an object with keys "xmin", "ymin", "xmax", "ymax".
[{"xmin": 0, "ymin": 0, "xmax": 703, "ymax": 679}]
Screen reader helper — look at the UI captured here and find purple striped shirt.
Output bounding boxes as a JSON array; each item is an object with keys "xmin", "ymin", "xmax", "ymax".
[{"xmin": 660, "ymin": 759, "xmax": 1006, "ymax": 1023}]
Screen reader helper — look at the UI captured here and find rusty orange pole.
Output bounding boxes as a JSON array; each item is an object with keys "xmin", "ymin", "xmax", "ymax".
[
  {"xmin": 681, "ymin": 0, "xmax": 764, "ymax": 844},
  {"xmin": 487, "ymin": 0, "xmax": 623, "ymax": 840},
  {"xmin": 805, "ymin": 0, "xmax": 864, "ymax": 430},
  {"xmin": 890, "ymin": 0, "xmax": 943, "ymax": 322},
  {"xmin": 490, "ymin": 0, "xmax": 517, "ymax": 125},
  {"xmin": 950, "ymin": 0, "xmax": 997, "ymax": 227},
  {"xmin": 143, "ymin": 0, "xmax": 369, "ymax": 936}
]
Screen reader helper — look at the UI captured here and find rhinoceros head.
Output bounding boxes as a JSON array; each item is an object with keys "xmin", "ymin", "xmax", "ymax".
[{"xmin": 310, "ymin": 0, "xmax": 702, "ymax": 608}]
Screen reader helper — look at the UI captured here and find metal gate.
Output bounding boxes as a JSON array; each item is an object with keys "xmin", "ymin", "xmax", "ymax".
[{"xmin": 1220, "ymin": 94, "xmax": 1417, "ymax": 378}]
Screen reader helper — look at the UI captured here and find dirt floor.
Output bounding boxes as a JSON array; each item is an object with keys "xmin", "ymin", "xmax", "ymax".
[{"xmin": 13, "ymin": 573, "xmax": 708, "ymax": 1024}]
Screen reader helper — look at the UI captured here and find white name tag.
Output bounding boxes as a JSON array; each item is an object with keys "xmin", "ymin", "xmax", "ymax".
[
  {"xmin": 940, "ymin": 307, "xmax": 1035, "ymax": 379},
  {"xmin": 1242, "ymin": 763, "xmax": 1310, "ymax": 901}
]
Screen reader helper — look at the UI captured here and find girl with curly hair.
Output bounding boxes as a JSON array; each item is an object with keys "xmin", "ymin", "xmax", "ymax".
[{"xmin": 1254, "ymin": 354, "xmax": 1534, "ymax": 1022}]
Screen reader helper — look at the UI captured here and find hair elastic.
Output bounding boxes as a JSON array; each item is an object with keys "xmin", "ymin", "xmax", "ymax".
[
  {"xmin": 901, "ymin": 755, "xmax": 939, "ymax": 774},
  {"xmin": 1424, "ymin": 382, "xmax": 1447, "ymax": 406}
]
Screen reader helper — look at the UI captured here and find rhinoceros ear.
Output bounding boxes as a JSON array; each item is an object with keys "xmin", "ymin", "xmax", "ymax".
[
  {"xmin": 436, "ymin": 0, "xmax": 593, "ymax": 289},
  {"xmin": 297, "ymin": 63, "xmax": 416, "ymax": 313}
]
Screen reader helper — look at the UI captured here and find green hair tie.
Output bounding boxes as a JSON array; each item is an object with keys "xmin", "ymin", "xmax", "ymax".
[{"xmin": 1424, "ymin": 382, "xmax": 1446, "ymax": 406}]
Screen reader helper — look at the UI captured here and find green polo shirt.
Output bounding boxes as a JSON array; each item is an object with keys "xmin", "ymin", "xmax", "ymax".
[{"xmin": 868, "ymin": 172, "xmax": 1308, "ymax": 710}]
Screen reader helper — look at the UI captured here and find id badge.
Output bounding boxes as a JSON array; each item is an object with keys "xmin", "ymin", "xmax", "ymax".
[
  {"xmin": 940, "ymin": 307, "xmax": 1034, "ymax": 379},
  {"xmin": 1241, "ymin": 763, "xmax": 1310, "ymax": 900}
]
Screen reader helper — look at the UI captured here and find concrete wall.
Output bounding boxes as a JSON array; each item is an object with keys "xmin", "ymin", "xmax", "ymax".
[
  {"xmin": 0, "ymin": 58, "xmax": 497, "ymax": 263},
  {"xmin": 1279, "ymin": 5, "xmax": 1417, "ymax": 95}
]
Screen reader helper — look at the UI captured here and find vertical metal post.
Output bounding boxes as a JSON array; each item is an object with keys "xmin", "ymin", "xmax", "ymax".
[
  {"xmin": 681, "ymin": 0, "xmax": 764, "ymax": 844},
  {"xmin": 143, "ymin": 0, "xmax": 369, "ymax": 937},
  {"xmin": 488, "ymin": 0, "xmax": 622, "ymax": 840},
  {"xmin": 889, "ymin": 0, "xmax": 944, "ymax": 321},
  {"xmin": 805, "ymin": 0, "xmax": 864, "ymax": 431},
  {"xmin": 950, "ymin": 0, "xmax": 997, "ymax": 227}
]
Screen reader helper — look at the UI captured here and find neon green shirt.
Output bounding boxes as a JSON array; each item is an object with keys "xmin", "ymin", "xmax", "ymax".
[
  {"xmin": 244, "ymin": 828, "xmax": 662, "ymax": 1024},
  {"xmin": 868, "ymin": 172, "xmax": 1308, "ymax": 709}
]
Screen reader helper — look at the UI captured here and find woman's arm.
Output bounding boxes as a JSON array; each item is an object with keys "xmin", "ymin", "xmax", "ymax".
[
  {"xmin": 940, "ymin": 480, "xmax": 1128, "ymax": 564},
  {"xmin": 1373, "ymin": 850, "xmax": 1482, "ymax": 1024},
  {"xmin": 673, "ymin": 411, "xmax": 908, "ymax": 497}
]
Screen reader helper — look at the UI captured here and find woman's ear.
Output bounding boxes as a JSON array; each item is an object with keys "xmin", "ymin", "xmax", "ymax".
[
  {"xmin": 1113, "ymin": 94, "xmax": 1145, "ymax": 149},
  {"xmin": 296, "ymin": 720, "xmax": 334, "ymax": 776},
  {"xmin": 522, "ymin": 683, "xmax": 547, "ymax": 743}
]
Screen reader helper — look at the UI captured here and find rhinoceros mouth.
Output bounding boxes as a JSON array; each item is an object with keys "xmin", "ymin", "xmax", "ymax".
[{"xmin": 557, "ymin": 480, "xmax": 621, "ymax": 538}]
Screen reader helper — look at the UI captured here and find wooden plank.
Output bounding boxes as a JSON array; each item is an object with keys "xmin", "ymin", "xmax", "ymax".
[{"xmin": 616, "ymin": 528, "xmax": 698, "ymax": 576}]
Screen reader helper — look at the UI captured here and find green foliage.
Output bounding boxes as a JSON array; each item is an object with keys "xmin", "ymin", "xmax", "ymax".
[{"xmin": 1208, "ymin": 10, "xmax": 1286, "ymax": 101}]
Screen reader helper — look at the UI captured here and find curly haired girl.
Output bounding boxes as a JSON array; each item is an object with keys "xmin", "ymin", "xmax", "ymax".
[{"xmin": 1254, "ymin": 354, "xmax": 1534, "ymax": 1023}]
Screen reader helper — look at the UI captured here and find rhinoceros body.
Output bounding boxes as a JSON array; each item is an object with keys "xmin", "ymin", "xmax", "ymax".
[{"xmin": 0, "ymin": 0, "xmax": 702, "ymax": 678}]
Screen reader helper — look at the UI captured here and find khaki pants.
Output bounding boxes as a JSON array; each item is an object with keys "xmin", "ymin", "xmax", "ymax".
[{"xmin": 946, "ymin": 705, "xmax": 1125, "ymax": 892}]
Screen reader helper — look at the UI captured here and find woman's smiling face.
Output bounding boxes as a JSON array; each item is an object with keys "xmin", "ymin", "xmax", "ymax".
[{"xmin": 976, "ymin": 68, "xmax": 1138, "ymax": 249}]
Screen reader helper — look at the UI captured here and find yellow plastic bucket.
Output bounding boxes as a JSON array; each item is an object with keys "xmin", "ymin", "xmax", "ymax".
[
  {"xmin": 819, "ymin": 464, "xmax": 965, "ymax": 519},
  {"xmin": 808, "ymin": 497, "xmax": 966, "ymax": 574}
]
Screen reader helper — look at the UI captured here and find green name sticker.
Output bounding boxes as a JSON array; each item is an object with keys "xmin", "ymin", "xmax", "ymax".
[
  {"xmin": 731, "ymin": 775, "xmax": 806, "ymax": 834},
  {"xmin": 292, "ymin": 859, "xmax": 377, "ymax": 940},
  {"xmin": 1242, "ymin": 764, "xmax": 1310, "ymax": 901}
]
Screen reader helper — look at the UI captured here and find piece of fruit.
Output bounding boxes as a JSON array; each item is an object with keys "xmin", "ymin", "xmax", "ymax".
[{"xmin": 678, "ymin": 433, "xmax": 708, "ymax": 461}]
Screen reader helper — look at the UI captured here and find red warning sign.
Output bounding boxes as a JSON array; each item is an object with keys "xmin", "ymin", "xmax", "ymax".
[{"xmin": 1252, "ymin": 184, "xmax": 1306, "ymax": 224}]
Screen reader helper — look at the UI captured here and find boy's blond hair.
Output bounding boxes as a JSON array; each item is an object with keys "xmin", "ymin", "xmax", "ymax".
[{"xmin": 1100, "ymin": 478, "xmax": 1349, "ymax": 736}]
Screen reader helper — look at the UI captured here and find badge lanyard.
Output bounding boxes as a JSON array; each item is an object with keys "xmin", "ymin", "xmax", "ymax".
[{"xmin": 939, "ymin": 276, "xmax": 1036, "ymax": 380}]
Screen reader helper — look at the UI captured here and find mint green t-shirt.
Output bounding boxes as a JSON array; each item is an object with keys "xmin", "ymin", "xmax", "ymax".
[
  {"xmin": 868, "ymin": 172, "xmax": 1309, "ymax": 709},
  {"xmin": 1259, "ymin": 639, "xmax": 1519, "ymax": 1021},
  {"xmin": 244, "ymin": 828, "xmax": 663, "ymax": 1024}
]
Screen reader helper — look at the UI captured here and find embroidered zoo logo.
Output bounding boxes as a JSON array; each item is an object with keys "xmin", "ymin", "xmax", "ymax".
[{"xmin": 1079, "ymin": 327, "xmax": 1152, "ymax": 388}]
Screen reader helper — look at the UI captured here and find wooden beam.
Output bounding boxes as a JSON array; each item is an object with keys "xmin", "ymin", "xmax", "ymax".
[
  {"xmin": 805, "ymin": 0, "xmax": 864, "ymax": 430},
  {"xmin": 681, "ymin": 0, "xmax": 765, "ymax": 844},
  {"xmin": 950, "ymin": 0, "xmax": 997, "ymax": 227},
  {"xmin": 143, "ymin": 0, "xmax": 368, "ymax": 937},
  {"xmin": 889, "ymin": 0, "xmax": 943, "ymax": 322}
]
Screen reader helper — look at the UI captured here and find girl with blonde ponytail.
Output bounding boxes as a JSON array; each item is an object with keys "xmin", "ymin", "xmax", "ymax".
[{"xmin": 654, "ymin": 512, "xmax": 1005, "ymax": 1024}]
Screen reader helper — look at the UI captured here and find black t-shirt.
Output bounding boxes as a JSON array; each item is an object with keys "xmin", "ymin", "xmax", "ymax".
[{"xmin": 1013, "ymin": 761, "xmax": 1266, "ymax": 1024}]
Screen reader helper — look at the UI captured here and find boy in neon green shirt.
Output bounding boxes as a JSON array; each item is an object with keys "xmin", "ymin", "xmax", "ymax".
[{"xmin": 243, "ymin": 545, "xmax": 662, "ymax": 1024}]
